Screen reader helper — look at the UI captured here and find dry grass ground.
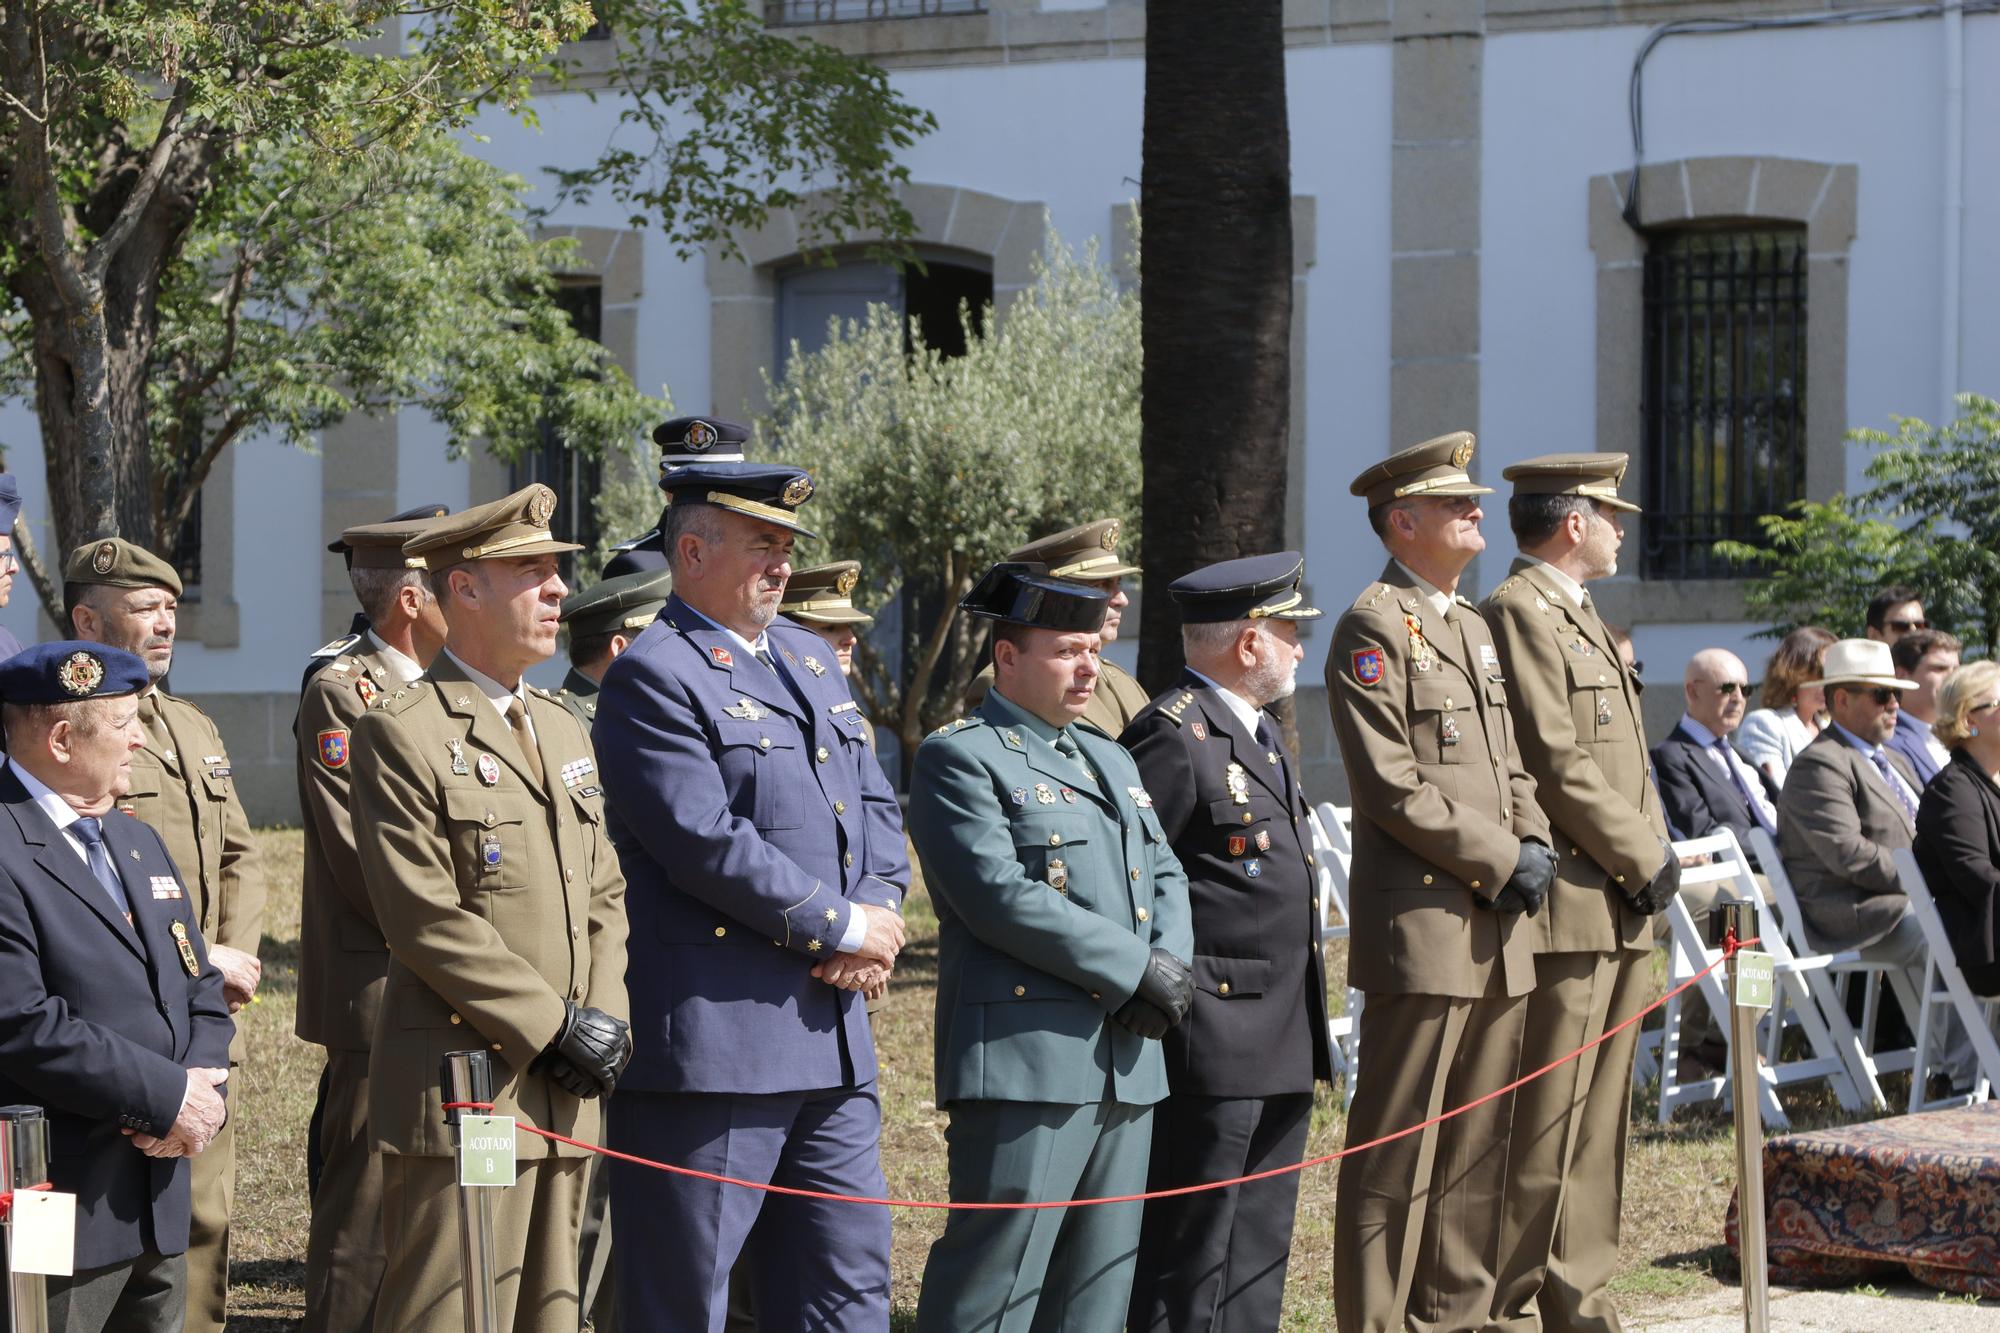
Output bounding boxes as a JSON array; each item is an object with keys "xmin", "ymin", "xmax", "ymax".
[{"xmin": 226, "ymin": 829, "xmax": 1983, "ymax": 1329}]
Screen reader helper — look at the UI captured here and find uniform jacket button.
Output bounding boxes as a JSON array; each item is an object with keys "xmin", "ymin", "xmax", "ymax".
[
  {"xmin": 816, "ymin": 747, "xmax": 829, "ymax": 763},
  {"xmin": 759, "ymin": 737, "xmax": 772, "ymax": 750},
  {"xmin": 450, "ymin": 1014, "xmax": 462, "ymax": 1025},
  {"xmin": 1219, "ymin": 982, "xmax": 1231, "ymax": 996},
  {"xmin": 714, "ymin": 926, "xmax": 728, "ymax": 938},
  {"xmin": 1423, "ymin": 874, "xmax": 1434, "ymax": 885},
  {"xmin": 1470, "ymin": 880, "xmax": 1482, "ymax": 890},
  {"xmin": 1013, "ymin": 985, "xmax": 1026, "ymax": 997},
  {"xmin": 1049, "ymin": 834, "xmax": 1062, "ymax": 846},
  {"xmin": 1090, "ymin": 991, "xmax": 1101, "ymax": 1001},
  {"xmin": 484, "ymin": 812, "xmax": 496, "ymax": 827},
  {"xmin": 573, "ymin": 986, "xmax": 586, "ymax": 1000},
  {"xmin": 1241, "ymin": 813, "xmax": 1253, "ymax": 825},
  {"xmin": 1135, "ymin": 906, "xmax": 1150, "ymax": 922},
  {"xmin": 834, "ymin": 801, "xmax": 846, "ymax": 814},
  {"xmin": 1129, "ymin": 868, "xmax": 1140, "ymax": 881},
  {"xmin": 571, "ymin": 927, "xmax": 581, "ymax": 939},
  {"xmin": 844, "ymin": 853, "xmax": 854, "ymax": 867},
  {"xmin": 491, "ymin": 1043, "xmax": 503, "ymax": 1052}
]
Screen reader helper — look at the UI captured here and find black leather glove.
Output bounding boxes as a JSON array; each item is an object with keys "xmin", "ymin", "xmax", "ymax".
[
  {"xmin": 1112, "ymin": 949, "xmax": 1193, "ymax": 1039},
  {"xmin": 1477, "ymin": 840, "xmax": 1556, "ymax": 916},
  {"xmin": 1623, "ymin": 839, "xmax": 1682, "ymax": 916},
  {"xmin": 535, "ymin": 1002, "xmax": 632, "ymax": 1099}
]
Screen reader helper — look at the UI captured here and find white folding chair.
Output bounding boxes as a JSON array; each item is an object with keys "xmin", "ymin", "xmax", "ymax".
[
  {"xmin": 1892, "ymin": 849, "xmax": 2000, "ymax": 1113},
  {"xmin": 1310, "ymin": 802, "xmax": 1363, "ymax": 1108},
  {"xmin": 1657, "ymin": 829, "xmax": 1867, "ymax": 1128},
  {"xmin": 1748, "ymin": 826, "xmax": 1917, "ymax": 1106}
]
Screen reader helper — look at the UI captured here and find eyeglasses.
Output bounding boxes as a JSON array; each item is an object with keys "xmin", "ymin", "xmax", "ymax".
[
  {"xmin": 1708, "ymin": 681, "xmax": 1747, "ymax": 697},
  {"xmin": 1629, "ymin": 660, "xmax": 1646, "ymax": 675},
  {"xmin": 1887, "ymin": 618, "xmax": 1929, "ymax": 632},
  {"xmin": 1867, "ymin": 688, "xmax": 1900, "ymax": 706}
]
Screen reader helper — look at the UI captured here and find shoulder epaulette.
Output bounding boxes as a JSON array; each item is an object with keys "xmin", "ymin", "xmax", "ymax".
[
  {"xmin": 929, "ymin": 715, "xmax": 983, "ymax": 738},
  {"xmin": 310, "ymin": 632, "xmax": 363, "ymax": 661},
  {"xmin": 1491, "ymin": 575, "xmax": 1523, "ymax": 600},
  {"xmin": 1352, "ymin": 583, "xmax": 1390, "ymax": 612},
  {"xmin": 372, "ymin": 681, "xmax": 428, "ymax": 716},
  {"xmin": 1160, "ymin": 691, "xmax": 1196, "ymax": 727}
]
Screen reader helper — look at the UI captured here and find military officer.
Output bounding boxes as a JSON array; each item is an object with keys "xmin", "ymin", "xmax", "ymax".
[
  {"xmin": 296, "ymin": 513, "xmax": 451, "ymax": 1333},
  {"xmin": 554, "ymin": 567, "xmax": 674, "ymax": 731},
  {"xmin": 1482, "ymin": 455, "xmax": 1676, "ymax": 1333},
  {"xmin": 964, "ymin": 518, "xmax": 1150, "ymax": 734},
  {"xmin": 909, "ymin": 563, "xmax": 1194, "ymax": 1333},
  {"xmin": 301, "ymin": 502, "xmax": 451, "ymax": 692},
  {"xmin": 349, "ymin": 486, "xmax": 631, "ymax": 1332},
  {"xmin": 0, "ymin": 642, "xmax": 233, "ymax": 1333},
  {"xmin": 65, "ymin": 537, "xmax": 265, "ymax": 1333},
  {"xmin": 1325, "ymin": 433, "xmax": 1556, "ymax": 1333},
  {"xmin": 1123, "ymin": 552, "xmax": 1333, "ymax": 1333},
  {"xmin": 593, "ymin": 462, "xmax": 908, "ymax": 1332},
  {"xmin": 601, "ymin": 416, "xmax": 750, "ymax": 577}
]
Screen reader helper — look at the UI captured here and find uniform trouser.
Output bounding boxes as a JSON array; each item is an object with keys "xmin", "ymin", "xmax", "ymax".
[
  {"xmin": 1493, "ymin": 948, "xmax": 1650, "ymax": 1333},
  {"xmin": 608, "ymin": 1086, "xmax": 891, "ymax": 1333},
  {"xmin": 304, "ymin": 1049, "xmax": 385, "ymax": 1333},
  {"xmin": 18, "ymin": 1252, "xmax": 186, "ymax": 1333},
  {"xmin": 916, "ymin": 1099, "xmax": 1153, "ymax": 1333},
  {"xmin": 375, "ymin": 1153, "xmax": 588, "ymax": 1333},
  {"xmin": 577, "ymin": 1140, "xmax": 616, "ymax": 1331},
  {"xmin": 1126, "ymin": 1091, "xmax": 1313, "ymax": 1333},
  {"xmin": 182, "ymin": 1101, "xmax": 234, "ymax": 1333},
  {"xmin": 1333, "ymin": 989, "xmax": 1529, "ymax": 1333}
]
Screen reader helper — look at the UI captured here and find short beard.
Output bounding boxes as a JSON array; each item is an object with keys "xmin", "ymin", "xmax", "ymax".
[
  {"xmin": 1243, "ymin": 642, "xmax": 1298, "ymax": 707},
  {"xmin": 745, "ymin": 600, "xmax": 776, "ymax": 630}
]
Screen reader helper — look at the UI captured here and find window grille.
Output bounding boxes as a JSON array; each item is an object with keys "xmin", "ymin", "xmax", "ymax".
[
  {"xmin": 1640, "ymin": 227, "xmax": 1807, "ymax": 580},
  {"xmin": 765, "ymin": 0, "xmax": 984, "ymax": 24}
]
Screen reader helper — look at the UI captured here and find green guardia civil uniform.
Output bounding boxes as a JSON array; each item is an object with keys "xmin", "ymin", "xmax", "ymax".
[
  {"xmin": 909, "ymin": 680, "xmax": 1193, "ymax": 1333},
  {"xmin": 64, "ymin": 537, "xmax": 265, "ymax": 1333}
]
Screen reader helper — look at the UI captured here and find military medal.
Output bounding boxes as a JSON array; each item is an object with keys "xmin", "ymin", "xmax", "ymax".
[
  {"xmin": 1569, "ymin": 638, "xmax": 1595, "ymax": 656},
  {"xmin": 560, "ymin": 758, "xmax": 595, "ymax": 788},
  {"xmin": 356, "ymin": 676, "xmax": 378, "ymax": 705},
  {"xmin": 1226, "ymin": 763, "xmax": 1250, "ymax": 804},
  {"xmin": 448, "ymin": 738, "xmax": 469, "ymax": 776},
  {"xmin": 724, "ymin": 698, "xmax": 770, "ymax": 720},
  {"xmin": 150, "ymin": 875, "xmax": 182, "ymax": 900},
  {"xmin": 477, "ymin": 754, "xmax": 500, "ymax": 786},
  {"xmin": 1404, "ymin": 615, "xmax": 1438, "ymax": 673},
  {"xmin": 1228, "ymin": 835, "xmax": 1247, "ymax": 857},
  {"xmin": 1440, "ymin": 716, "xmax": 1461, "ymax": 748},
  {"xmin": 1597, "ymin": 694, "xmax": 1613, "ymax": 728},
  {"xmin": 481, "ymin": 832, "xmax": 503, "ymax": 873},
  {"xmin": 1245, "ymin": 859, "xmax": 1262, "ymax": 878},
  {"xmin": 804, "ymin": 656, "xmax": 827, "ymax": 677},
  {"xmin": 1255, "ymin": 829, "xmax": 1272, "ymax": 852},
  {"xmin": 171, "ymin": 921, "xmax": 201, "ymax": 977},
  {"xmin": 1034, "ymin": 783, "xmax": 1056, "ymax": 805},
  {"xmin": 1047, "ymin": 858, "xmax": 1068, "ymax": 892},
  {"xmin": 1060, "ymin": 788, "xmax": 1077, "ymax": 804},
  {"xmin": 1479, "ymin": 643, "xmax": 1499, "ymax": 673},
  {"xmin": 1127, "ymin": 787, "xmax": 1154, "ymax": 809}
]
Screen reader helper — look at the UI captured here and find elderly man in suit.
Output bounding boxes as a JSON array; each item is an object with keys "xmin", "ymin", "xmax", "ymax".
[
  {"xmin": 1778, "ymin": 638, "xmax": 1973, "ymax": 1086},
  {"xmin": 909, "ymin": 562, "xmax": 1192, "ymax": 1333},
  {"xmin": 1651, "ymin": 649, "xmax": 1779, "ymax": 854},
  {"xmin": 0, "ymin": 642, "xmax": 234, "ymax": 1333},
  {"xmin": 1121, "ymin": 552, "xmax": 1330, "ymax": 1333},
  {"xmin": 593, "ymin": 462, "xmax": 908, "ymax": 1332},
  {"xmin": 1326, "ymin": 433, "xmax": 1555, "ymax": 1333}
]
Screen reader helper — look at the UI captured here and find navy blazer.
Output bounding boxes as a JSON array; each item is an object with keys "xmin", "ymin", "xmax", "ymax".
[
  {"xmin": 595, "ymin": 595, "xmax": 909, "ymax": 1095},
  {"xmin": 1650, "ymin": 723, "xmax": 1777, "ymax": 858},
  {"xmin": 0, "ymin": 765, "xmax": 233, "ymax": 1269},
  {"xmin": 1885, "ymin": 712, "xmax": 1946, "ymax": 788}
]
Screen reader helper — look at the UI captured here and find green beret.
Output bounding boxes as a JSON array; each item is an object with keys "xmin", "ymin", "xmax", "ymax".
[{"xmin": 62, "ymin": 538, "xmax": 184, "ymax": 598}]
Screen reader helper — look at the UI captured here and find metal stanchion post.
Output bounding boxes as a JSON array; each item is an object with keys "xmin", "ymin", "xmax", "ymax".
[
  {"xmin": 441, "ymin": 1053, "xmax": 499, "ymax": 1333},
  {"xmin": 0, "ymin": 1105, "xmax": 52, "ymax": 1333},
  {"xmin": 1723, "ymin": 902, "xmax": 1770, "ymax": 1333}
]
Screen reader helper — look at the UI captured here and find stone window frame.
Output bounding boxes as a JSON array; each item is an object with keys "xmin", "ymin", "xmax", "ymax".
[
  {"xmin": 174, "ymin": 455, "xmax": 239, "ymax": 646},
  {"xmin": 705, "ymin": 183, "xmax": 1047, "ymax": 420},
  {"xmin": 1587, "ymin": 154, "xmax": 1856, "ymax": 628}
]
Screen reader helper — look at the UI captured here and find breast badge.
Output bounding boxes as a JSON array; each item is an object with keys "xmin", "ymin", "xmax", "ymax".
[
  {"xmin": 724, "ymin": 698, "xmax": 770, "ymax": 721},
  {"xmin": 1597, "ymin": 693, "xmax": 1614, "ymax": 728},
  {"xmin": 1404, "ymin": 615, "xmax": 1438, "ymax": 673},
  {"xmin": 1034, "ymin": 783, "xmax": 1056, "ymax": 805},
  {"xmin": 1440, "ymin": 716, "xmax": 1461, "ymax": 748},
  {"xmin": 448, "ymin": 738, "xmax": 470, "ymax": 776},
  {"xmin": 1047, "ymin": 859, "xmax": 1068, "ymax": 893},
  {"xmin": 477, "ymin": 753, "xmax": 500, "ymax": 786},
  {"xmin": 1228, "ymin": 835, "xmax": 1247, "ymax": 857},
  {"xmin": 1255, "ymin": 829, "xmax": 1272, "ymax": 852},
  {"xmin": 1011, "ymin": 787, "xmax": 1028, "ymax": 809},
  {"xmin": 481, "ymin": 832, "xmax": 504, "ymax": 873},
  {"xmin": 171, "ymin": 921, "xmax": 201, "ymax": 978},
  {"xmin": 356, "ymin": 676, "xmax": 377, "ymax": 705},
  {"xmin": 803, "ymin": 656, "xmax": 827, "ymax": 677},
  {"xmin": 1245, "ymin": 859, "xmax": 1262, "ymax": 878},
  {"xmin": 1226, "ymin": 763, "xmax": 1250, "ymax": 804}
]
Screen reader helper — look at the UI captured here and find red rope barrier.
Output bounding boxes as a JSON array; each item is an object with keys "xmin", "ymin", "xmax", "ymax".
[
  {"xmin": 0, "ymin": 1180, "xmax": 52, "ymax": 1222},
  {"xmin": 441, "ymin": 931, "xmax": 1763, "ymax": 1211}
]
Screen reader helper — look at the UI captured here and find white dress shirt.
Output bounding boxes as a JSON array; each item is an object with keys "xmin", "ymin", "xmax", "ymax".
[
  {"xmin": 8, "ymin": 758, "xmax": 95, "ymax": 869},
  {"xmin": 1830, "ymin": 721, "xmax": 1924, "ymax": 819},
  {"xmin": 1184, "ymin": 669, "xmax": 1266, "ymax": 740},
  {"xmin": 442, "ymin": 648, "xmax": 535, "ymax": 744},
  {"xmin": 1528, "ymin": 558, "xmax": 1588, "ymax": 609},
  {"xmin": 367, "ymin": 631, "xmax": 426, "ymax": 686},
  {"xmin": 1392, "ymin": 561, "xmax": 1458, "ymax": 618}
]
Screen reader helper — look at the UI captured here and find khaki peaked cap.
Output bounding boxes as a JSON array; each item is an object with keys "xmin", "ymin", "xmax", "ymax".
[
  {"xmin": 63, "ymin": 537, "xmax": 184, "ymax": 597},
  {"xmin": 561, "ymin": 567, "xmax": 673, "ymax": 639},
  {"xmin": 335, "ymin": 516, "xmax": 450, "ymax": 571},
  {"xmin": 1008, "ymin": 518, "xmax": 1142, "ymax": 580},
  {"xmin": 1349, "ymin": 431, "xmax": 1494, "ymax": 509},
  {"xmin": 781, "ymin": 561, "xmax": 874, "ymax": 626},
  {"xmin": 1501, "ymin": 452, "xmax": 1642, "ymax": 513},
  {"xmin": 404, "ymin": 484, "xmax": 581, "ymax": 568}
]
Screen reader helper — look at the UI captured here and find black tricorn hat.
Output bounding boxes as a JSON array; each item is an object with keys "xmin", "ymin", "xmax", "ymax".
[{"xmin": 959, "ymin": 562, "xmax": 1109, "ymax": 634}]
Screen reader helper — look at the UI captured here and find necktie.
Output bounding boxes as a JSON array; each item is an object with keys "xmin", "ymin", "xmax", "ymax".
[
  {"xmin": 505, "ymin": 697, "xmax": 545, "ymax": 788},
  {"xmin": 1713, "ymin": 738, "xmax": 1776, "ymax": 835},
  {"xmin": 71, "ymin": 817, "xmax": 132, "ymax": 916},
  {"xmin": 1053, "ymin": 730, "xmax": 1097, "ymax": 787},
  {"xmin": 756, "ymin": 647, "xmax": 811, "ymax": 715},
  {"xmin": 1255, "ymin": 716, "xmax": 1286, "ymax": 773},
  {"xmin": 1869, "ymin": 749, "xmax": 1920, "ymax": 828}
]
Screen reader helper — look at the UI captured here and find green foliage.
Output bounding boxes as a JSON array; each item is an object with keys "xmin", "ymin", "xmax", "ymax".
[
  {"xmin": 1715, "ymin": 395, "xmax": 2000, "ymax": 655},
  {"xmin": 758, "ymin": 230, "xmax": 1142, "ymax": 761}
]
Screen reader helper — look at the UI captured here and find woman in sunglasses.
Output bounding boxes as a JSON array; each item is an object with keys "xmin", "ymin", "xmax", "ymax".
[
  {"xmin": 1736, "ymin": 626, "xmax": 1836, "ymax": 789},
  {"xmin": 1914, "ymin": 660, "xmax": 2000, "ymax": 998}
]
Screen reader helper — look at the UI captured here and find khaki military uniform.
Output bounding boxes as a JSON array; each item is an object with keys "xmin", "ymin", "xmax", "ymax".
[
  {"xmin": 552, "ymin": 666, "xmax": 600, "ymax": 730},
  {"xmin": 296, "ymin": 640, "xmax": 418, "ymax": 1333},
  {"xmin": 964, "ymin": 656, "xmax": 1151, "ymax": 737},
  {"xmin": 352, "ymin": 653, "xmax": 628, "ymax": 1333},
  {"xmin": 1484, "ymin": 559, "xmax": 1667, "ymax": 1333},
  {"xmin": 123, "ymin": 688, "xmax": 263, "ymax": 1333},
  {"xmin": 1327, "ymin": 561, "xmax": 1548, "ymax": 1333}
]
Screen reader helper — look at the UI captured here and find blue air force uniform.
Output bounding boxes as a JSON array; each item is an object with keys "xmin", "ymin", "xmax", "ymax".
[
  {"xmin": 592, "ymin": 463, "xmax": 907, "ymax": 1332},
  {"xmin": 908, "ymin": 566, "xmax": 1193, "ymax": 1333},
  {"xmin": 0, "ymin": 644, "xmax": 233, "ymax": 1330}
]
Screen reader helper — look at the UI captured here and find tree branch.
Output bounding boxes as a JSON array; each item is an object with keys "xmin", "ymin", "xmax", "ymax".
[
  {"xmin": 81, "ymin": 85, "xmax": 193, "ymax": 284},
  {"xmin": 12, "ymin": 512, "xmax": 60, "ymax": 628}
]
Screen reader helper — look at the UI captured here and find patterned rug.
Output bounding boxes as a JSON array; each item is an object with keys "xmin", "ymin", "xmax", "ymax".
[{"xmin": 1726, "ymin": 1102, "xmax": 2000, "ymax": 1296}]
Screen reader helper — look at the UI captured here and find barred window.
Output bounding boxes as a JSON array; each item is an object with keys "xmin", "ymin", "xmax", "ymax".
[
  {"xmin": 1640, "ymin": 227, "xmax": 1807, "ymax": 580},
  {"xmin": 512, "ymin": 280, "xmax": 605, "ymax": 584},
  {"xmin": 765, "ymin": 0, "xmax": 983, "ymax": 23}
]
